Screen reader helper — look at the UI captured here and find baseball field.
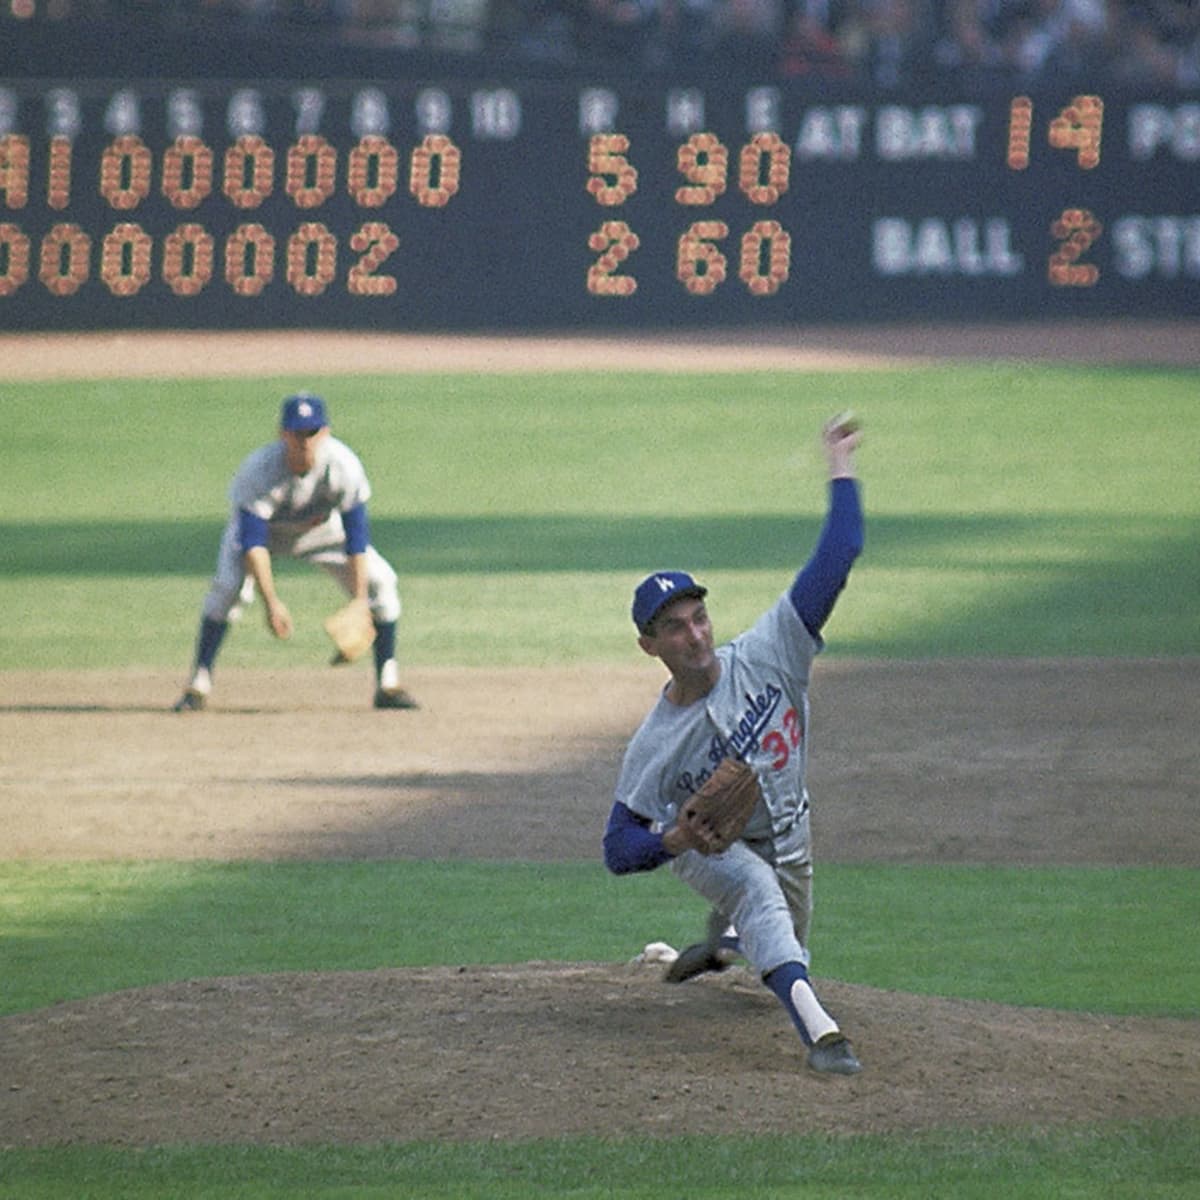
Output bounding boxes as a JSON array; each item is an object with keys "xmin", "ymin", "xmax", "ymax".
[{"xmin": 1, "ymin": 322, "xmax": 1198, "ymax": 1197}]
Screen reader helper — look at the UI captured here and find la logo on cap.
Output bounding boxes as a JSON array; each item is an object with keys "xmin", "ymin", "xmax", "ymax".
[
  {"xmin": 298, "ymin": 401, "xmax": 313, "ymax": 418},
  {"xmin": 655, "ymin": 576, "xmax": 677, "ymax": 592}
]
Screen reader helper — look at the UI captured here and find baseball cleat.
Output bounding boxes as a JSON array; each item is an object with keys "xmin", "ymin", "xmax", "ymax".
[
  {"xmin": 173, "ymin": 668, "xmax": 212, "ymax": 712},
  {"xmin": 373, "ymin": 686, "xmax": 419, "ymax": 710},
  {"xmin": 807, "ymin": 1034, "xmax": 862, "ymax": 1076},
  {"xmin": 664, "ymin": 942, "xmax": 731, "ymax": 984}
]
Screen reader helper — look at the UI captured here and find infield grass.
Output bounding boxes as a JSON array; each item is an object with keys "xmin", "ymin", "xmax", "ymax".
[
  {"xmin": 2, "ymin": 860, "xmax": 1196, "ymax": 1019},
  {"xmin": 3, "ymin": 1122, "xmax": 1199, "ymax": 1199}
]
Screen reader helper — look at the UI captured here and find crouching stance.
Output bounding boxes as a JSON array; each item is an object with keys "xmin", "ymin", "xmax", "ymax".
[
  {"xmin": 174, "ymin": 392, "xmax": 417, "ymax": 713},
  {"xmin": 603, "ymin": 413, "xmax": 865, "ymax": 1076}
]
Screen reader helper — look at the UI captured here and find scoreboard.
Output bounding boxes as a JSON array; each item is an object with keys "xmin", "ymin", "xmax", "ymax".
[{"xmin": 0, "ymin": 78, "xmax": 1197, "ymax": 330}]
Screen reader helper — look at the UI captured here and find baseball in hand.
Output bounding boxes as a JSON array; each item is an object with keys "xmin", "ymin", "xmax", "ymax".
[{"xmin": 827, "ymin": 410, "xmax": 861, "ymax": 438}]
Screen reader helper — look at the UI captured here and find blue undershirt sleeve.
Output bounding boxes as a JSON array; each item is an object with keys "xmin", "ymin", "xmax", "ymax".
[
  {"xmin": 789, "ymin": 477, "xmax": 864, "ymax": 638},
  {"xmin": 238, "ymin": 508, "xmax": 269, "ymax": 551},
  {"xmin": 603, "ymin": 801, "xmax": 674, "ymax": 874},
  {"xmin": 342, "ymin": 503, "xmax": 370, "ymax": 556}
]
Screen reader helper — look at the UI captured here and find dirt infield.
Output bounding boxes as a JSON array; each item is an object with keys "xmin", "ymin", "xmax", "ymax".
[
  {"xmin": 5, "ymin": 317, "xmax": 1200, "ymax": 380},
  {"xmin": 2, "ymin": 659, "xmax": 1197, "ymax": 867},
  {"xmin": 2, "ymin": 324, "xmax": 1198, "ymax": 1148}
]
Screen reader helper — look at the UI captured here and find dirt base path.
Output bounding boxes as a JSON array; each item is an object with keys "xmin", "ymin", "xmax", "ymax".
[{"xmin": 2, "ymin": 659, "xmax": 1196, "ymax": 867}]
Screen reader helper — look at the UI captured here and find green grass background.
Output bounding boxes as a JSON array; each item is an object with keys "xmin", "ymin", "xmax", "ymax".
[
  {"xmin": 2, "ymin": 362, "xmax": 1198, "ymax": 1196},
  {"xmin": 2, "ymin": 364, "xmax": 1197, "ymax": 668}
]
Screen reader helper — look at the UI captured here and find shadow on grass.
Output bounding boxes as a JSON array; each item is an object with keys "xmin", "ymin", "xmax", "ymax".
[
  {"xmin": 4, "ymin": 512, "xmax": 1197, "ymax": 576},
  {"xmin": 4, "ymin": 513, "xmax": 1196, "ymax": 657}
]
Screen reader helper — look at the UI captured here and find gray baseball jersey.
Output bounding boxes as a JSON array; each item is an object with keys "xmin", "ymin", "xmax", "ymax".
[
  {"xmin": 614, "ymin": 593, "xmax": 820, "ymax": 974},
  {"xmin": 200, "ymin": 434, "xmax": 400, "ymax": 624},
  {"xmin": 231, "ymin": 434, "xmax": 371, "ymax": 553},
  {"xmin": 615, "ymin": 591, "xmax": 819, "ymax": 848}
]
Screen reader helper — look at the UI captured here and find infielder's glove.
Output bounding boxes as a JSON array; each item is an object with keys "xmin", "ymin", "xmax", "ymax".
[
  {"xmin": 677, "ymin": 758, "xmax": 762, "ymax": 855},
  {"xmin": 323, "ymin": 600, "xmax": 376, "ymax": 665}
]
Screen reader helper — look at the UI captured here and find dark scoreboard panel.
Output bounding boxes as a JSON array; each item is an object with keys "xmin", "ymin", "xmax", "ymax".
[{"xmin": 0, "ymin": 78, "xmax": 1197, "ymax": 330}]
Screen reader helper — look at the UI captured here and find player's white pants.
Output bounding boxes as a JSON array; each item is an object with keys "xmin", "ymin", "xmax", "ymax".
[
  {"xmin": 201, "ymin": 513, "xmax": 402, "ymax": 624},
  {"xmin": 671, "ymin": 824, "xmax": 814, "ymax": 976}
]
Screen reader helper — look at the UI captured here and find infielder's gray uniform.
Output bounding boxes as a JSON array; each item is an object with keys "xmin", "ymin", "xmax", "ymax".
[
  {"xmin": 202, "ymin": 435, "xmax": 401, "ymax": 625},
  {"xmin": 614, "ymin": 594, "xmax": 818, "ymax": 976},
  {"xmin": 176, "ymin": 391, "xmax": 418, "ymax": 714}
]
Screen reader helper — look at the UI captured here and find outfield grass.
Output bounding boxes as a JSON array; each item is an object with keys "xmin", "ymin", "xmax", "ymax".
[
  {"xmin": 1, "ymin": 364, "xmax": 1197, "ymax": 669},
  {"xmin": 3, "ymin": 363, "xmax": 1198, "ymax": 1196}
]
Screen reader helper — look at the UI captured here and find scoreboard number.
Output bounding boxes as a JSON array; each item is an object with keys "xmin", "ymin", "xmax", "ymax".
[
  {"xmin": 587, "ymin": 131, "xmax": 795, "ymax": 298},
  {"xmin": 0, "ymin": 81, "xmax": 1195, "ymax": 327},
  {"xmin": 1005, "ymin": 94, "xmax": 1105, "ymax": 287}
]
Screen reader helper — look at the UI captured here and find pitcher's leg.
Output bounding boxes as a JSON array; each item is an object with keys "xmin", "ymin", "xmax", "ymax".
[{"xmin": 673, "ymin": 845, "xmax": 860, "ymax": 1073}]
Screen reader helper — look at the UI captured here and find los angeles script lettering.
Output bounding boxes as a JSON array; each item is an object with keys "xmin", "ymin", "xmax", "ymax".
[{"xmin": 674, "ymin": 684, "xmax": 805, "ymax": 797}]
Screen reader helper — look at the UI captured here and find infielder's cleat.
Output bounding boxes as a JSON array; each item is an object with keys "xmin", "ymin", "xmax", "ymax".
[
  {"xmin": 172, "ymin": 690, "xmax": 207, "ymax": 713},
  {"xmin": 807, "ymin": 1034, "xmax": 862, "ymax": 1076},
  {"xmin": 664, "ymin": 942, "xmax": 731, "ymax": 984},
  {"xmin": 373, "ymin": 686, "xmax": 419, "ymax": 710},
  {"xmin": 173, "ymin": 668, "xmax": 211, "ymax": 712}
]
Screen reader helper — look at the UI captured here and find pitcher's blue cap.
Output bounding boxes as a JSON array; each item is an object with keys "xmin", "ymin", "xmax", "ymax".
[
  {"xmin": 281, "ymin": 393, "xmax": 328, "ymax": 432},
  {"xmin": 632, "ymin": 571, "xmax": 707, "ymax": 633}
]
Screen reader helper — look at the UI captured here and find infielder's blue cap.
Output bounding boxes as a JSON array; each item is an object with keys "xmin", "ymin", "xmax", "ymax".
[
  {"xmin": 632, "ymin": 571, "xmax": 707, "ymax": 633},
  {"xmin": 281, "ymin": 392, "xmax": 328, "ymax": 432}
]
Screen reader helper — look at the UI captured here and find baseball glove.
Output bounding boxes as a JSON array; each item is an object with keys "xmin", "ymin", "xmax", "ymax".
[
  {"xmin": 678, "ymin": 758, "xmax": 762, "ymax": 855},
  {"xmin": 323, "ymin": 600, "xmax": 376, "ymax": 665}
]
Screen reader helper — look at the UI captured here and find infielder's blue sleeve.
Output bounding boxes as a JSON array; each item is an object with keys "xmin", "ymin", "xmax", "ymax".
[
  {"xmin": 789, "ymin": 477, "xmax": 864, "ymax": 637},
  {"xmin": 603, "ymin": 801, "xmax": 673, "ymax": 874},
  {"xmin": 342, "ymin": 503, "xmax": 370, "ymax": 555},
  {"xmin": 238, "ymin": 508, "xmax": 269, "ymax": 550}
]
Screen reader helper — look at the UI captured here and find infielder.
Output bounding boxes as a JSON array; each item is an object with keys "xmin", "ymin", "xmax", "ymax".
[
  {"xmin": 173, "ymin": 392, "xmax": 418, "ymax": 712},
  {"xmin": 603, "ymin": 412, "xmax": 864, "ymax": 1075}
]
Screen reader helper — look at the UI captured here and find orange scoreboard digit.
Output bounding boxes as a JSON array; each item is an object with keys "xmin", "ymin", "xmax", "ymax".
[{"xmin": 0, "ymin": 80, "xmax": 1195, "ymax": 329}]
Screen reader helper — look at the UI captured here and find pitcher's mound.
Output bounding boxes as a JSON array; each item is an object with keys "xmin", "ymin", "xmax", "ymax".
[{"xmin": 3, "ymin": 962, "xmax": 1198, "ymax": 1146}]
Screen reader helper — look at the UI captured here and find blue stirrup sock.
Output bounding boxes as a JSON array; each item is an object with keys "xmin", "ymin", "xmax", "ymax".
[
  {"xmin": 763, "ymin": 961, "xmax": 840, "ymax": 1047},
  {"xmin": 195, "ymin": 617, "xmax": 228, "ymax": 672},
  {"xmin": 373, "ymin": 620, "xmax": 397, "ymax": 676}
]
